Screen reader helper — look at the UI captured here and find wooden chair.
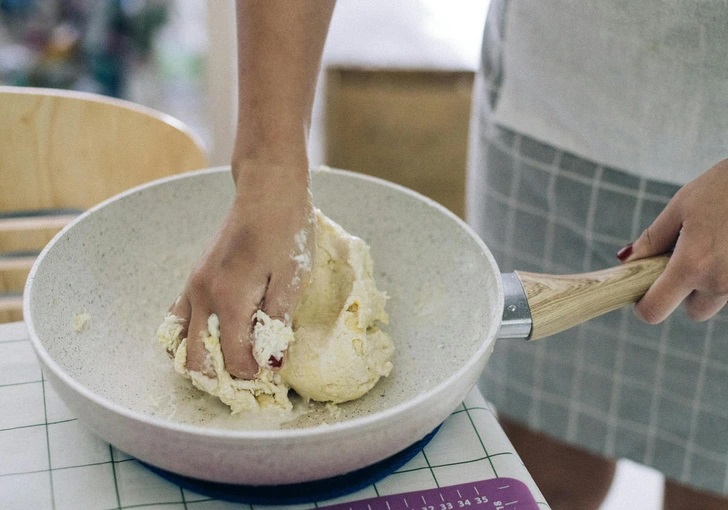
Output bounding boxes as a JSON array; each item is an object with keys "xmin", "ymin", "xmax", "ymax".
[{"xmin": 0, "ymin": 86, "xmax": 208, "ymax": 322}]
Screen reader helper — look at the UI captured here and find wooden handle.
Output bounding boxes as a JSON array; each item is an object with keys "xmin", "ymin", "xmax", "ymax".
[{"xmin": 516, "ymin": 255, "xmax": 669, "ymax": 340}]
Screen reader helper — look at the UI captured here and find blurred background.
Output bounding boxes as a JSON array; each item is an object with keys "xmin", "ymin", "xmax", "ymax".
[{"xmin": 0, "ymin": 0, "xmax": 487, "ymax": 217}]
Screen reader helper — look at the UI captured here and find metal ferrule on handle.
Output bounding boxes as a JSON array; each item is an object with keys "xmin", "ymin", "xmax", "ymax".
[
  {"xmin": 497, "ymin": 256, "xmax": 669, "ymax": 342},
  {"xmin": 498, "ymin": 273, "xmax": 532, "ymax": 339}
]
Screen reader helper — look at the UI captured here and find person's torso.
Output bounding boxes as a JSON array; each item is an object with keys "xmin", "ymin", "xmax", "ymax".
[{"xmin": 486, "ymin": 0, "xmax": 728, "ymax": 185}]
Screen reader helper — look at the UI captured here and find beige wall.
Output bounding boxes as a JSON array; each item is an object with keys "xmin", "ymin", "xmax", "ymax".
[{"xmin": 205, "ymin": 0, "xmax": 237, "ymax": 166}]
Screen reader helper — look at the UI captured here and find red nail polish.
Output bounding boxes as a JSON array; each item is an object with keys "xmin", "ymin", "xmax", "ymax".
[{"xmin": 616, "ymin": 243, "xmax": 633, "ymax": 261}]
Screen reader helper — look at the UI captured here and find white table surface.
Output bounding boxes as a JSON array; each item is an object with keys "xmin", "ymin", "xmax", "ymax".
[
  {"xmin": 323, "ymin": 0, "xmax": 489, "ymax": 71},
  {"xmin": 1, "ymin": 321, "xmax": 549, "ymax": 510}
]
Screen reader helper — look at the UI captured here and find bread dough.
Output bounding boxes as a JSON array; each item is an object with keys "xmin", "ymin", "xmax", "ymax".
[
  {"xmin": 279, "ymin": 212, "xmax": 393, "ymax": 403},
  {"xmin": 157, "ymin": 210, "xmax": 393, "ymax": 413},
  {"xmin": 161, "ymin": 314, "xmax": 292, "ymax": 413}
]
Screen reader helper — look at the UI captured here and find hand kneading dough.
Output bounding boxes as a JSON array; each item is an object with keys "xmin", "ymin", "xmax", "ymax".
[{"xmin": 157, "ymin": 209, "xmax": 393, "ymax": 414}]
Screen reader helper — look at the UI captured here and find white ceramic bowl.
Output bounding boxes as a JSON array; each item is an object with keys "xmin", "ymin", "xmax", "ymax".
[{"xmin": 24, "ymin": 167, "xmax": 502, "ymax": 485}]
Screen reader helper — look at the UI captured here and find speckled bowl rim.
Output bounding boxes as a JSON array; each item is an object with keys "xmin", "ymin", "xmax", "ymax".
[{"xmin": 24, "ymin": 166, "xmax": 504, "ymax": 441}]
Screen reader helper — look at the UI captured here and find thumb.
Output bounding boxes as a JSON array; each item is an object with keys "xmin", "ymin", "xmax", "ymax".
[{"xmin": 618, "ymin": 199, "xmax": 682, "ymax": 262}]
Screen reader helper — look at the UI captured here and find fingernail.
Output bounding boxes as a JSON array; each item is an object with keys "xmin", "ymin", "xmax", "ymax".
[{"xmin": 616, "ymin": 243, "xmax": 633, "ymax": 261}]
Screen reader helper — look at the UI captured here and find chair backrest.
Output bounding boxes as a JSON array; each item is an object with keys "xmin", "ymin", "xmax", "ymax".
[{"xmin": 0, "ymin": 86, "xmax": 208, "ymax": 322}]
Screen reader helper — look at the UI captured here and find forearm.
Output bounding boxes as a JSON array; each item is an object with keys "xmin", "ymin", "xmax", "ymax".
[{"xmin": 232, "ymin": 0, "xmax": 335, "ymax": 179}]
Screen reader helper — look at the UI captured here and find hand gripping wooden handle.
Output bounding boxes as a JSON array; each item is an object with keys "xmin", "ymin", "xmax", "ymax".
[{"xmin": 515, "ymin": 255, "xmax": 670, "ymax": 340}]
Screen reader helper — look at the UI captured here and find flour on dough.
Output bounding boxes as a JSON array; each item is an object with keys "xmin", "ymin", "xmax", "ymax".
[{"xmin": 157, "ymin": 209, "xmax": 393, "ymax": 414}]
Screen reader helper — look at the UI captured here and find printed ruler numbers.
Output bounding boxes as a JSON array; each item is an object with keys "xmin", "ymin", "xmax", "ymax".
[{"xmin": 319, "ymin": 478, "xmax": 540, "ymax": 510}]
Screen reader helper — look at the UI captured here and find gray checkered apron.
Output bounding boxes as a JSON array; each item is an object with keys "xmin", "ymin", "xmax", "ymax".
[{"xmin": 468, "ymin": 0, "xmax": 728, "ymax": 494}]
